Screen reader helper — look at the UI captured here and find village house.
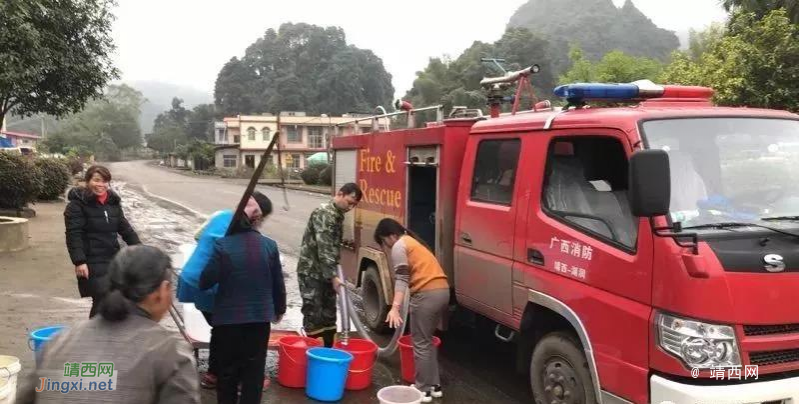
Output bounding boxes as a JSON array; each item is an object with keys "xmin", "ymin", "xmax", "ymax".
[{"xmin": 213, "ymin": 112, "xmax": 383, "ymax": 170}]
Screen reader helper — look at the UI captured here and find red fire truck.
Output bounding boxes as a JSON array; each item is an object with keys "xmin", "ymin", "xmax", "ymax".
[{"xmin": 330, "ymin": 68, "xmax": 799, "ymax": 403}]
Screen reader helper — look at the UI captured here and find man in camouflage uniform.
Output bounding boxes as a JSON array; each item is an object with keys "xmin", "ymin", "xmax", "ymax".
[{"xmin": 297, "ymin": 183, "xmax": 363, "ymax": 347}]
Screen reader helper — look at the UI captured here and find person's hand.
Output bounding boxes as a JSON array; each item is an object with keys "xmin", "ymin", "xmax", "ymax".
[
  {"xmin": 75, "ymin": 264, "xmax": 89, "ymax": 279},
  {"xmin": 385, "ymin": 306, "xmax": 403, "ymax": 328},
  {"xmin": 272, "ymin": 314, "xmax": 284, "ymax": 324},
  {"xmin": 332, "ymin": 277, "xmax": 343, "ymax": 294}
]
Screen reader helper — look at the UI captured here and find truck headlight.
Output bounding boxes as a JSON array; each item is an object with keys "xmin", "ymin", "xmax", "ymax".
[{"xmin": 657, "ymin": 313, "xmax": 741, "ymax": 369}]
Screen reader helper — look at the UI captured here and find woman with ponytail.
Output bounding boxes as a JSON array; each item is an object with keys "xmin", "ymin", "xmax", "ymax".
[
  {"xmin": 19, "ymin": 245, "xmax": 200, "ymax": 403},
  {"xmin": 374, "ymin": 218, "xmax": 449, "ymax": 403}
]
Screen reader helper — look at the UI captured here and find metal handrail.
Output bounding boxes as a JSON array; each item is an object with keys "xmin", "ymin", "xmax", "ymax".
[{"xmin": 335, "ymin": 105, "xmax": 444, "ymax": 127}]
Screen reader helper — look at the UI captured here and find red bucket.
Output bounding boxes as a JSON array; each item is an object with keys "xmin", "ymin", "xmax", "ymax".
[
  {"xmin": 334, "ymin": 338, "xmax": 378, "ymax": 390},
  {"xmin": 398, "ymin": 335, "xmax": 441, "ymax": 384},
  {"xmin": 277, "ymin": 336, "xmax": 323, "ymax": 388}
]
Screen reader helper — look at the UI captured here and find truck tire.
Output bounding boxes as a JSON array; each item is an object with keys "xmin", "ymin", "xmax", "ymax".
[
  {"xmin": 360, "ymin": 266, "xmax": 390, "ymax": 334},
  {"xmin": 530, "ymin": 332, "xmax": 597, "ymax": 404}
]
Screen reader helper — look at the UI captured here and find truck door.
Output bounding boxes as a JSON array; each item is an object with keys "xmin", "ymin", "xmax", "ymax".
[
  {"xmin": 455, "ymin": 136, "xmax": 525, "ymax": 323},
  {"xmin": 517, "ymin": 130, "xmax": 654, "ymax": 401},
  {"xmin": 522, "ymin": 131, "xmax": 652, "ymax": 303}
]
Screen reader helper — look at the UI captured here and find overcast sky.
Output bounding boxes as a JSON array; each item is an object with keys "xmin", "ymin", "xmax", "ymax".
[{"xmin": 111, "ymin": 0, "xmax": 728, "ymax": 100}]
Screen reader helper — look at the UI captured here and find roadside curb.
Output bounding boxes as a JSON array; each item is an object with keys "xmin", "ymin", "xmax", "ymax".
[{"xmin": 265, "ymin": 183, "xmax": 331, "ymax": 195}]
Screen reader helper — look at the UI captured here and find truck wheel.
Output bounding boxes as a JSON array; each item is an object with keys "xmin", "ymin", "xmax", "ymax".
[
  {"xmin": 530, "ymin": 332, "xmax": 596, "ymax": 404},
  {"xmin": 360, "ymin": 266, "xmax": 390, "ymax": 334}
]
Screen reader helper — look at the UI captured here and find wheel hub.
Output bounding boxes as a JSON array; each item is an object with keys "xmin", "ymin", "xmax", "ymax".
[{"xmin": 541, "ymin": 359, "xmax": 582, "ymax": 404}]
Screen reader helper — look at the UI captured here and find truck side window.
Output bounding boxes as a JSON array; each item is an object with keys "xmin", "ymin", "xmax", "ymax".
[
  {"xmin": 543, "ymin": 137, "xmax": 638, "ymax": 250},
  {"xmin": 470, "ymin": 139, "xmax": 521, "ymax": 205}
]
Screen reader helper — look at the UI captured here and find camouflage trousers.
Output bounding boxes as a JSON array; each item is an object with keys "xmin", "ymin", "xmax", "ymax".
[{"xmin": 298, "ymin": 274, "xmax": 338, "ymax": 336}]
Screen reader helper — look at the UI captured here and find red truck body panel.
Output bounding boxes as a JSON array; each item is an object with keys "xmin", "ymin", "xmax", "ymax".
[{"xmin": 332, "ymin": 100, "xmax": 799, "ymax": 403}]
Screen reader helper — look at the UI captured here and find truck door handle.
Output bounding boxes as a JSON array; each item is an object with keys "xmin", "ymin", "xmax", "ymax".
[
  {"xmin": 460, "ymin": 232, "xmax": 472, "ymax": 244},
  {"xmin": 528, "ymin": 249, "xmax": 545, "ymax": 265}
]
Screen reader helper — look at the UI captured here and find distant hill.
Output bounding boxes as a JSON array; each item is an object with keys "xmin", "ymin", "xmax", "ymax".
[
  {"xmin": 508, "ymin": 0, "xmax": 680, "ymax": 76},
  {"xmin": 127, "ymin": 81, "xmax": 212, "ymax": 133}
]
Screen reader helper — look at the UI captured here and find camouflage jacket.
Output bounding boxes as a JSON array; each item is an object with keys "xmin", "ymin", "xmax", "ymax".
[{"xmin": 296, "ymin": 201, "xmax": 344, "ymax": 280}]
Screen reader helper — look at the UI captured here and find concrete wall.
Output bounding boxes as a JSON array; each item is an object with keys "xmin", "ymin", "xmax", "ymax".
[
  {"xmin": 215, "ymin": 149, "xmax": 240, "ymax": 169},
  {"xmin": 0, "ymin": 217, "xmax": 29, "ymax": 252}
]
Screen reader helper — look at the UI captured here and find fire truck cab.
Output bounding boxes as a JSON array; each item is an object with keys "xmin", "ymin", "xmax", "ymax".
[{"xmin": 331, "ymin": 79, "xmax": 799, "ymax": 404}]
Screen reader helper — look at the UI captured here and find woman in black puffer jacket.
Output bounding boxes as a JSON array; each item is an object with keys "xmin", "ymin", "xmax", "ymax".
[{"xmin": 65, "ymin": 165, "xmax": 141, "ymax": 317}]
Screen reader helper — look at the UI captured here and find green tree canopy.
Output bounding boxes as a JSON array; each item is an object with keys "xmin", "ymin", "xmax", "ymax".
[
  {"xmin": 721, "ymin": 0, "xmax": 799, "ymax": 23},
  {"xmin": 187, "ymin": 104, "xmax": 216, "ymax": 141},
  {"xmin": 0, "ymin": 0, "xmax": 117, "ymax": 126},
  {"xmin": 404, "ymin": 27, "xmax": 554, "ymax": 113},
  {"xmin": 42, "ymin": 84, "xmax": 144, "ymax": 156},
  {"xmin": 146, "ymin": 98, "xmax": 189, "ymax": 154},
  {"xmin": 214, "ymin": 23, "xmax": 394, "ymax": 117},
  {"xmin": 660, "ymin": 9, "xmax": 799, "ymax": 111},
  {"xmin": 559, "ymin": 47, "xmax": 664, "ymax": 84}
]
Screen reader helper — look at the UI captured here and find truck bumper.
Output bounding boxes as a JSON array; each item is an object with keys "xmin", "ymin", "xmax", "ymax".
[{"xmin": 650, "ymin": 374, "xmax": 799, "ymax": 404}]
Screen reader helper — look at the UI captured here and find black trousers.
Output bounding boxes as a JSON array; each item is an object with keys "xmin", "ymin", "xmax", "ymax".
[
  {"xmin": 200, "ymin": 311, "xmax": 219, "ymax": 375},
  {"xmin": 88, "ymin": 294, "xmax": 106, "ymax": 318},
  {"xmin": 215, "ymin": 322, "xmax": 270, "ymax": 404}
]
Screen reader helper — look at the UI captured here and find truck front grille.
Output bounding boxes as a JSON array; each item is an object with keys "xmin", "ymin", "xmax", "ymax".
[
  {"xmin": 744, "ymin": 324, "xmax": 799, "ymax": 336},
  {"xmin": 749, "ymin": 348, "xmax": 799, "ymax": 367}
]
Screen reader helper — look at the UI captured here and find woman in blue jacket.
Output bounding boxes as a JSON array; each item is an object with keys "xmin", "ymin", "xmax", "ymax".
[{"xmin": 200, "ymin": 193, "xmax": 286, "ymax": 404}]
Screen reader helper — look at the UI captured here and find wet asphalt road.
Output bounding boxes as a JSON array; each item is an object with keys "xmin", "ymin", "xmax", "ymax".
[{"xmin": 108, "ymin": 160, "xmax": 533, "ymax": 403}]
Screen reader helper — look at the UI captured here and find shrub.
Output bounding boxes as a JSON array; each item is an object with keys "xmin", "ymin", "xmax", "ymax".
[
  {"xmin": 35, "ymin": 158, "xmax": 71, "ymax": 200},
  {"xmin": 67, "ymin": 157, "xmax": 84, "ymax": 176},
  {"xmin": 300, "ymin": 164, "xmax": 322, "ymax": 185},
  {"xmin": 0, "ymin": 151, "xmax": 40, "ymax": 209},
  {"xmin": 319, "ymin": 165, "xmax": 332, "ymax": 186}
]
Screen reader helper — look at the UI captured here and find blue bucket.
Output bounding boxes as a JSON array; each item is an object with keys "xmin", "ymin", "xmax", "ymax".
[
  {"xmin": 305, "ymin": 347, "xmax": 354, "ymax": 402},
  {"xmin": 29, "ymin": 326, "xmax": 66, "ymax": 366}
]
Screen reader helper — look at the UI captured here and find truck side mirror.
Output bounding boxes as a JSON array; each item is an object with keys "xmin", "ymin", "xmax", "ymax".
[{"xmin": 628, "ymin": 150, "xmax": 671, "ymax": 217}]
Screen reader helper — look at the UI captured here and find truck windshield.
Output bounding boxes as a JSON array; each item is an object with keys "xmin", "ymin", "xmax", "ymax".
[{"xmin": 641, "ymin": 117, "xmax": 799, "ymax": 229}]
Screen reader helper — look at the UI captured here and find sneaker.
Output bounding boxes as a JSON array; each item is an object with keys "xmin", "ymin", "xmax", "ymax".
[
  {"xmin": 200, "ymin": 373, "xmax": 217, "ymax": 389},
  {"xmin": 410, "ymin": 385, "xmax": 434, "ymax": 403},
  {"xmin": 431, "ymin": 385, "xmax": 443, "ymax": 398}
]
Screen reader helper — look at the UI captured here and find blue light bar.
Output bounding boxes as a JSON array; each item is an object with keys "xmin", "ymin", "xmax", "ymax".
[{"xmin": 554, "ymin": 83, "xmax": 641, "ymax": 101}]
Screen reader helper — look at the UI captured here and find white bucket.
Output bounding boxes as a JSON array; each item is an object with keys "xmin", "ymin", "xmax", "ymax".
[
  {"xmin": 377, "ymin": 385, "xmax": 423, "ymax": 404},
  {"xmin": 0, "ymin": 355, "xmax": 21, "ymax": 404}
]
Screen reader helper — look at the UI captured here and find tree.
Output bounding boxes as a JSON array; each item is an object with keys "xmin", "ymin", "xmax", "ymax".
[
  {"xmin": 721, "ymin": 0, "xmax": 799, "ymax": 23},
  {"xmin": 42, "ymin": 84, "xmax": 144, "ymax": 155},
  {"xmin": 214, "ymin": 23, "xmax": 394, "ymax": 116},
  {"xmin": 187, "ymin": 104, "xmax": 216, "ymax": 141},
  {"xmin": 146, "ymin": 124, "xmax": 186, "ymax": 154},
  {"xmin": 405, "ymin": 27, "xmax": 554, "ymax": 113},
  {"xmin": 0, "ymin": 0, "xmax": 117, "ymax": 127},
  {"xmin": 146, "ymin": 98, "xmax": 190, "ymax": 153},
  {"xmin": 560, "ymin": 47, "xmax": 664, "ymax": 84},
  {"xmin": 686, "ymin": 23, "xmax": 727, "ymax": 61},
  {"xmin": 214, "ymin": 58, "xmax": 259, "ymax": 117},
  {"xmin": 660, "ymin": 9, "xmax": 799, "ymax": 111}
]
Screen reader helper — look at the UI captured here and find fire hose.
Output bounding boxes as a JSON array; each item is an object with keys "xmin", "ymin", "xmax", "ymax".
[{"xmin": 337, "ymin": 265, "xmax": 410, "ymax": 358}]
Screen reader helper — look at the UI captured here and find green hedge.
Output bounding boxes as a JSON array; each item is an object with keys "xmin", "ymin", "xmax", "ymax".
[
  {"xmin": 35, "ymin": 158, "xmax": 71, "ymax": 200},
  {"xmin": 300, "ymin": 164, "xmax": 322, "ymax": 185},
  {"xmin": 319, "ymin": 165, "xmax": 332, "ymax": 186},
  {"xmin": 0, "ymin": 152, "xmax": 40, "ymax": 209}
]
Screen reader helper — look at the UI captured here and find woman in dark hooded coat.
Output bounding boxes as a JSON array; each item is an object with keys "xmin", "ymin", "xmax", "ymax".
[{"xmin": 64, "ymin": 165, "xmax": 140, "ymax": 317}]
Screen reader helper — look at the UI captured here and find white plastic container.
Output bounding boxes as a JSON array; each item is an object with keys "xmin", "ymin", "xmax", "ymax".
[
  {"xmin": 0, "ymin": 355, "xmax": 21, "ymax": 404},
  {"xmin": 377, "ymin": 385, "xmax": 423, "ymax": 404}
]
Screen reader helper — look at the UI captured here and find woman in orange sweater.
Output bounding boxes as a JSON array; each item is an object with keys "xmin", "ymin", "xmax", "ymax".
[{"xmin": 374, "ymin": 218, "xmax": 449, "ymax": 403}]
